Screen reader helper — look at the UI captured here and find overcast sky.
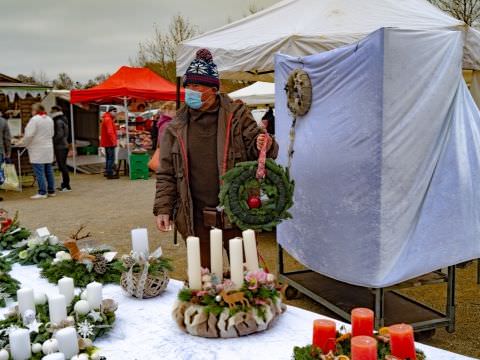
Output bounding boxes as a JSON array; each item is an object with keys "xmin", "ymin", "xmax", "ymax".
[{"xmin": 1, "ymin": 0, "xmax": 279, "ymax": 82}]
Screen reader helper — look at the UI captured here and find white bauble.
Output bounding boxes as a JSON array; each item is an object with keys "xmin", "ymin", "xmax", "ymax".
[
  {"xmin": 91, "ymin": 353, "xmax": 101, "ymax": 360},
  {"xmin": 42, "ymin": 339, "xmax": 59, "ymax": 354},
  {"xmin": 34, "ymin": 291, "xmax": 47, "ymax": 305},
  {"xmin": 0, "ymin": 349, "xmax": 9, "ymax": 360},
  {"xmin": 32, "ymin": 343, "xmax": 42, "ymax": 353},
  {"xmin": 80, "ymin": 291, "xmax": 88, "ymax": 301},
  {"xmin": 74, "ymin": 300, "xmax": 90, "ymax": 315},
  {"xmin": 78, "ymin": 354, "xmax": 89, "ymax": 360}
]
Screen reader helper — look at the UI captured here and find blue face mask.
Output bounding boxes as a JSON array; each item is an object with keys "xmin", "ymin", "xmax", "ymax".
[{"xmin": 185, "ymin": 89, "xmax": 203, "ymax": 109}]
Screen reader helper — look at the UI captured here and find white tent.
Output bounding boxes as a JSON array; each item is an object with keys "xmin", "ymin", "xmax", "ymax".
[
  {"xmin": 229, "ymin": 82, "xmax": 275, "ymax": 105},
  {"xmin": 177, "ymin": 0, "xmax": 480, "ymax": 81}
]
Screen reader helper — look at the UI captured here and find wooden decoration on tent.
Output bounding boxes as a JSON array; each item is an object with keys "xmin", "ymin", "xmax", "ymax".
[{"xmin": 285, "ymin": 69, "xmax": 312, "ymax": 117}]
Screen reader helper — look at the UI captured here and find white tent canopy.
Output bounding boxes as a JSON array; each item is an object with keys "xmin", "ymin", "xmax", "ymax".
[
  {"xmin": 177, "ymin": 0, "xmax": 480, "ymax": 80},
  {"xmin": 229, "ymin": 82, "xmax": 275, "ymax": 105}
]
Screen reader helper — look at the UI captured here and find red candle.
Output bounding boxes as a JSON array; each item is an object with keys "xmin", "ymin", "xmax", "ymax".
[
  {"xmin": 351, "ymin": 336, "xmax": 377, "ymax": 360},
  {"xmin": 312, "ymin": 319, "xmax": 337, "ymax": 354},
  {"xmin": 351, "ymin": 308, "xmax": 374, "ymax": 337},
  {"xmin": 389, "ymin": 324, "xmax": 417, "ymax": 360}
]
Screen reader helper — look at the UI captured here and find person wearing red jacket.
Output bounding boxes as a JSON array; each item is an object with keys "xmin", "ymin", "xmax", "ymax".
[{"xmin": 100, "ymin": 108, "xmax": 118, "ymax": 179}]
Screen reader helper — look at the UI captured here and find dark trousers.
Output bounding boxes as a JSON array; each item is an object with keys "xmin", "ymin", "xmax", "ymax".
[
  {"xmin": 193, "ymin": 214, "xmax": 242, "ymax": 270},
  {"xmin": 105, "ymin": 147, "xmax": 116, "ymax": 175},
  {"xmin": 55, "ymin": 148, "xmax": 70, "ymax": 189}
]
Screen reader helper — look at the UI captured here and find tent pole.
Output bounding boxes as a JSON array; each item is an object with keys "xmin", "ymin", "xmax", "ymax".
[
  {"xmin": 70, "ymin": 103, "xmax": 77, "ymax": 175},
  {"xmin": 124, "ymin": 96, "xmax": 130, "ymax": 176},
  {"xmin": 176, "ymin": 77, "xmax": 181, "ymax": 110}
]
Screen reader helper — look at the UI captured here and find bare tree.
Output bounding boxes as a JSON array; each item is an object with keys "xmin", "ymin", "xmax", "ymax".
[
  {"xmin": 429, "ymin": 0, "xmax": 480, "ymax": 26},
  {"xmin": 133, "ymin": 14, "xmax": 197, "ymax": 82},
  {"xmin": 52, "ymin": 72, "xmax": 74, "ymax": 90},
  {"xmin": 17, "ymin": 71, "xmax": 50, "ymax": 86}
]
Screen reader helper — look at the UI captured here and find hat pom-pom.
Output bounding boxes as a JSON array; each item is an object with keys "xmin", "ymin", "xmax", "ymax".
[{"xmin": 196, "ymin": 48, "xmax": 213, "ymax": 63}]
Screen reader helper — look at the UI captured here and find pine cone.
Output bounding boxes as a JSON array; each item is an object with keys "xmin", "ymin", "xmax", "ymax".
[
  {"xmin": 93, "ymin": 254, "xmax": 107, "ymax": 274},
  {"xmin": 122, "ymin": 255, "xmax": 136, "ymax": 269}
]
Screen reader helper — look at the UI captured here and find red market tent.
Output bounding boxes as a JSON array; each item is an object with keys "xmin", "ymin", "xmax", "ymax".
[{"xmin": 70, "ymin": 66, "xmax": 184, "ymax": 103}]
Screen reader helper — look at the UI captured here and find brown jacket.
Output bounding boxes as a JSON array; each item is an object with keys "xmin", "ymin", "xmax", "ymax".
[{"xmin": 153, "ymin": 93, "xmax": 279, "ymax": 238}]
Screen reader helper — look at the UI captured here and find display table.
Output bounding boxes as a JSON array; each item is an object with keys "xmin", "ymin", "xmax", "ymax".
[{"xmin": 1, "ymin": 262, "xmax": 474, "ymax": 360}]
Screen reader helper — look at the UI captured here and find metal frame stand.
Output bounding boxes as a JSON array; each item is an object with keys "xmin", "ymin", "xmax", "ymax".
[{"xmin": 277, "ymin": 243, "xmax": 456, "ymax": 333}]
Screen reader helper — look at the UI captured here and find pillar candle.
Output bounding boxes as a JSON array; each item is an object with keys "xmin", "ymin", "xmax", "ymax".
[
  {"xmin": 86, "ymin": 282, "xmax": 103, "ymax": 309},
  {"xmin": 42, "ymin": 354, "xmax": 66, "ymax": 360},
  {"xmin": 312, "ymin": 319, "xmax": 337, "ymax": 354},
  {"xmin": 9, "ymin": 328, "xmax": 31, "ymax": 360},
  {"xmin": 389, "ymin": 324, "xmax": 417, "ymax": 360},
  {"xmin": 131, "ymin": 228, "xmax": 149, "ymax": 257},
  {"xmin": 58, "ymin": 277, "xmax": 75, "ymax": 305},
  {"xmin": 48, "ymin": 294, "xmax": 67, "ymax": 324},
  {"xmin": 351, "ymin": 308, "xmax": 374, "ymax": 337},
  {"xmin": 186, "ymin": 236, "xmax": 202, "ymax": 290},
  {"xmin": 229, "ymin": 237, "xmax": 244, "ymax": 289},
  {"xmin": 17, "ymin": 288, "xmax": 35, "ymax": 316},
  {"xmin": 242, "ymin": 229, "xmax": 259, "ymax": 271},
  {"xmin": 351, "ymin": 336, "xmax": 377, "ymax": 360},
  {"xmin": 210, "ymin": 228, "xmax": 223, "ymax": 281},
  {"xmin": 55, "ymin": 327, "xmax": 79, "ymax": 359}
]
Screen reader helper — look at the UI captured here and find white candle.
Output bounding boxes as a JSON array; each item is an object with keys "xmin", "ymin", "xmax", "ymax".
[
  {"xmin": 58, "ymin": 277, "xmax": 75, "ymax": 305},
  {"xmin": 229, "ymin": 238, "xmax": 244, "ymax": 290},
  {"xmin": 55, "ymin": 327, "xmax": 79, "ymax": 359},
  {"xmin": 9, "ymin": 328, "xmax": 31, "ymax": 360},
  {"xmin": 42, "ymin": 354, "xmax": 65, "ymax": 360},
  {"xmin": 131, "ymin": 228, "xmax": 149, "ymax": 257},
  {"xmin": 17, "ymin": 288, "xmax": 35, "ymax": 316},
  {"xmin": 186, "ymin": 236, "xmax": 202, "ymax": 290},
  {"xmin": 210, "ymin": 228, "xmax": 223, "ymax": 281},
  {"xmin": 48, "ymin": 294, "xmax": 67, "ymax": 324},
  {"xmin": 242, "ymin": 229, "xmax": 259, "ymax": 271},
  {"xmin": 86, "ymin": 282, "xmax": 102, "ymax": 309}
]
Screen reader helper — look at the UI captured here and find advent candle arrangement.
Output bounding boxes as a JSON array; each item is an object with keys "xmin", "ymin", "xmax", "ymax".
[
  {"xmin": 48, "ymin": 294, "xmax": 67, "ymax": 324},
  {"xmin": 86, "ymin": 281, "xmax": 103, "ymax": 309},
  {"xmin": 229, "ymin": 238, "xmax": 244, "ymax": 289},
  {"xmin": 389, "ymin": 324, "xmax": 417, "ymax": 360},
  {"xmin": 351, "ymin": 308, "xmax": 374, "ymax": 337},
  {"xmin": 210, "ymin": 228, "xmax": 223, "ymax": 281},
  {"xmin": 242, "ymin": 229, "xmax": 259, "ymax": 271},
  {"xmin": 312, "ymin": 319, "xmax": 336, "ymax": 354},
  {"xmin": 186, "ymin": 236, "xmax": 202, "ymax": 290},
  {"xmin": 9, "ymin": 328, "xmax": 31, "ymax": 360},
  {"xmin": 131, "ymin": 228, "xmax": 149, "ymax": 257},
  {"xmin": 58, "ymin": 277, "xmax": 75, "ymax": 304},
  {"xmin": 351, "ymin": 336, "xmax": 377, "ymax": 360},
  {"xmin": 55, "ymin": 327, "xmax": 79, "ymax": 358},
  {"xmin": 17, "ymin": 288, "xmax": 35, "ymax": 317}
]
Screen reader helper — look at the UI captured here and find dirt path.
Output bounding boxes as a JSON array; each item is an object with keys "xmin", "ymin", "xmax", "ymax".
[{"xmin": 3, "ymin": 173, "xmax": 479, "ymax": 358}]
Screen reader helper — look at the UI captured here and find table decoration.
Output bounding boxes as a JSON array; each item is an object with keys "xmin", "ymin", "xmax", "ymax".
[
  {"xmin": 0, "ymin": 211, "xmax": 31, "ymax": 251},
  {"xmin": 6, "ymin": 233, "xmax": 66, "ymax": 266},
  {"xmin": 0, "ymin": 256, "xmax": 11, "ymax": 273},
  {"xmin": 39, "ymin": 227, "xmax": 122, "ymax": 287},
  {"xmin": 173, "ymin": 232, "xmax": 286, "ymax": 338},
  {"xmin": 292, "ymin": 309, "xmax": 426, "ymax": 359},
  {"xmin": 0, "ymin": 272, "xmax": 20, "ymax": 308},
  {"xmin": 119, "ymin": 229, "xmax": 172, "ymax": 299}
]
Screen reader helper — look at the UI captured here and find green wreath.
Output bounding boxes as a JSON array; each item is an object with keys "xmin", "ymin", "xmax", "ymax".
[
  {"xmin": 0, "ymin": 272, "xmax": 19, "ymax": 307},
  {"xmin": 219, "ymin": 159, "xmax": 294, "ymax": 231}
]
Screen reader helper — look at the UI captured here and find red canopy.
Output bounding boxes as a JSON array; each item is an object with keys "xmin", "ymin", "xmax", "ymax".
[{"xmin": 70, "ymin": 66, "xmax": 184, "ymax": 104}]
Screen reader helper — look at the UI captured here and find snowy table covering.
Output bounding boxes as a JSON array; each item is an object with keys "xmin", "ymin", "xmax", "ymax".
[{"xmin": 1, "ymin": 262, "xmax": 475, "ymax": 360}]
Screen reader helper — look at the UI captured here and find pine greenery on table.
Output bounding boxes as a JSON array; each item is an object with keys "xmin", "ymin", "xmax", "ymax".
[
  {"xmin": 0, "ymin": 271, "xmax": 19, "ymax": 307},
  {"xmin": 40, "ymin": 248, "xmax": 123, "ymax": 287},
  {"xmin": 5, "ymin": 236, "xmax": 66, "ymax": 265},
  {"xmin": 0, "ymin": 226, "xmax": 31, "ymax": 251},
  {"xmin": 0, "ymin": 255, "xmax": 11, "ymax": 272}
]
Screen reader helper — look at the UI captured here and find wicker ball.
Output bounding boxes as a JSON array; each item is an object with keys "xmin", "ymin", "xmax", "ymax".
[
  {"xmin": 120, "ymin": 271, "xmax": 169, "ymax": 299},
  {"xmin": 93, "ymin": 254, "xmax": 107, "ymax": 274}
]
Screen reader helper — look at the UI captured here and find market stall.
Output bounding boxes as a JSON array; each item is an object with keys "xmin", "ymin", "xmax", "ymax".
[
  {"xmin": 70, "ymin": 66, "xmax": 184, "ymax": 176},
  {"xmin": 229, "ymin": 81, "xmax": 275, "ymax": 105}
]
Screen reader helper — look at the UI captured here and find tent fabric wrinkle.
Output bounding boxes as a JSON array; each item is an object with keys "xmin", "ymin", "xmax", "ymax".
[{"xmin": 275, "ymin": 28, "xmax": 480, "ymax": 288}]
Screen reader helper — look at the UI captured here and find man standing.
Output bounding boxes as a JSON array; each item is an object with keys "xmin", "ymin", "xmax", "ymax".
[
  {"xmin": 153, "ymin": 49, "xmax": 278, "ymax": 268},
  {"xmin": 0, "ymin": 110, "xmax": 11, "ymax": 201},
  {"xmin": 24, "ymin": 103, "xmax": 55, "ymax": 199},
  {"xmin": 100, "ymin": 108, "xmax": 118, "ymax": 179},
  {"xmin": 51, "ymin": 105, "xmax": 71, "ymax": 191}
]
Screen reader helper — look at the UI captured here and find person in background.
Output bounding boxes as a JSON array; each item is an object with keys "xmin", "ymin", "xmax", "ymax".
[
  {"xmin": 261, "ymin": 106, "xmax": 275, "ymax": 135},
  {"xmin": 50, "ymin": 105, "xmax": 71, "ymax": 192},
  {"xmin": 157, "ymin": 102, "xmax": 176, "ymax": 146},
  {"xmin": 24, "ymin": 103, "xmax": 55, "ymax": 199},
  {"xmin": 135, "ymin": 103, "xmax": 146, "ymax": 131},
  {"xmin": 0, "ymin": 110, "xmax": 11, "ymax": 202},
  {"xmin": 100, "ymin": 108, "xmax": 118, "ymax": 179},
  {"xmin": 153, "ymin": 48, "xmax": 278, "ymax": 268}
]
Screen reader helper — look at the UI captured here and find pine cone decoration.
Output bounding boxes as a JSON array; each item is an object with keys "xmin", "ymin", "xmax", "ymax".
[
  {"xmin": 122, "ymin": 255, "xmax": 136, "ymax": 269},
  {"xmin": 93, "ymin": 254, "xmax": 107, "ymax": 274}
]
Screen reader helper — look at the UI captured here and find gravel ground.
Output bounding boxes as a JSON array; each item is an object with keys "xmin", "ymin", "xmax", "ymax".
[{"xmin": 2, "ymin": 173, "xmax": 479, "ymax": 358}]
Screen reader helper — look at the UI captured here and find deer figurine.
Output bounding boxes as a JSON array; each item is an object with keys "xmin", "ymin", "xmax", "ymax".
[
  {"xmin": 219, "ymin": 290, "xmax": 250, "ymax": 310},
  {"xmin": 64, "ymin": 225, "xmax": 95, "ymax": 262}
]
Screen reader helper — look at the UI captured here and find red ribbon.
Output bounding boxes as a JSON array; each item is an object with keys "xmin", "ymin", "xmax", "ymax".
[{"xmin": 256, "ymin": 133, "xmax": 270, "ymax": 180}]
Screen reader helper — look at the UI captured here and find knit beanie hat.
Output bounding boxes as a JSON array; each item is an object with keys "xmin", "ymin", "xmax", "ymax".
[{"xmin": 183, "ymin": 48, "xmax": 220, "ymax": 88}]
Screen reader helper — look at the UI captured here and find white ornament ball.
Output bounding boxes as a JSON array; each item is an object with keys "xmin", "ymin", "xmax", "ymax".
[
  {"xmin": 42, "ymin": 339, "xmax": 58, "ymax": 354},
  {"xmin": 74, "ymin": 300, "xmax": 90, "ymax": 315},
  {"xmin": 34, "ymin": 291, "xmax": 47, "ymax": 305},
  {"xmin": 78, "ymin": 354, "xmax": 89, "ymax": 360},
  {"xmin": 80, "ymin": 290, "xmax": 88, "ymax": 300},
  {"xmin": 215, "ymin": 295, "xmax": 222, "ymax": 302},
  {"xmin": 32, "ymin": 343, "xmax": 42, "ymax": 353},
  {"xmin": 0, "ymin": 349, "xmax": 9, "ymax": 360},
  {"xmin": 91, "ymin": 353, "xmax": 101, "ymax": 360}
]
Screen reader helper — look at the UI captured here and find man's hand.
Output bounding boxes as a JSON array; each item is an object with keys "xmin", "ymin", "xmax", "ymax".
[
  {"xmin": 256, "ymin": 134, "xmax": 272, "ymax": 151},
  {"xmin": 156, "ymin": 214, "xmax": 171, "ymax": 232}
]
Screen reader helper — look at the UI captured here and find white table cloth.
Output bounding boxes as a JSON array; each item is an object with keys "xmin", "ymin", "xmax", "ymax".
[{"xmin": 1, "ymin": 263, "xmax": 475, "ymax": 360}]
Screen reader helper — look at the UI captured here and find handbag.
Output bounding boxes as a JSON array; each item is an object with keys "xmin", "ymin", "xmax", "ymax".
[
  {"xmin": 148, "ymin": 148, "xmax": 160, "ymax": 172},
  {"xmin": 1, "ymin": 163, "xmax": 19, "ymax": 191}
]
